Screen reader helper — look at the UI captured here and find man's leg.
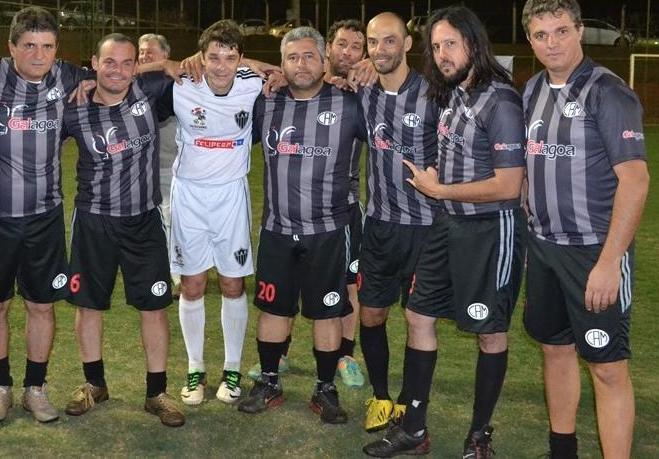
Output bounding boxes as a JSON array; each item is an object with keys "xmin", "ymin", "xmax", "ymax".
[
  {"xmin": 337, "ymin": 284, "xmax": 365, "ymax": 387},
  {"xmin": 363, "ymin": 309, "xmax": 435, "ymax": 457},
  {"xmin": 178, "ymin": 272, "xmax": 208, "ymax": 404},
  {"xmin": 544, "ymin": 344, "xmax": 580, "ymax": 458},
  {"xmin": 588, "ymin": 360, "xmax": 634, "ymax": 459},
  {"xmin": 0, "ymin": 300, "xmax": 11, "ymax": 384},
  {"xmin": 24, "ymin": 301, "xmax": 55, "ymax": 386},
  {"xmin": 360, "ymin": 305, "xmax": 390, "ymax": 399}
]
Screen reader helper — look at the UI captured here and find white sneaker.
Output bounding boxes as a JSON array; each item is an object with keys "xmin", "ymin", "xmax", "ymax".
[
  {"xmin": 22, "ymin": 384, "xmax": 58, "ymax": 422},
  {"xmin": 216, "ymin": 370, "xmax": 241, "ymax": 404},
  {"xmin": 180, "ymin": 371, "xmax": 206, "ymax": 406}
]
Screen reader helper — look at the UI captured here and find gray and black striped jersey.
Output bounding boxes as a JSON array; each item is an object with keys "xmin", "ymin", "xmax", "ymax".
[
  {"xmin": 0, "ymin": 59, "xmax": 91, "ymax": 217},
  {"xmin": 438, "ymin": 81, "xmax": 525, "ymax": 215},
  {"xmin": 358, "ymin": 69, "xmax": 438, "ymax": 225},
  {"xmin": 523, "ymin": 57, "xmax": 646, "ymax": 246},
  {"xmin": 348, "ymin": 138, "xmax": 363, "ymax": 205},
  {"xmin": 253, "ymin": 83, "xmax": 367, "ymax": 235},
  {"xmin": 63, "ymin": 72, "xmax": 174, "ymax": 217}
]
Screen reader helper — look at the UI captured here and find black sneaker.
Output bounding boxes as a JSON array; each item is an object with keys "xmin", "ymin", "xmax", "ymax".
[
  {"xmin": 363, "ymin": 424, "xmax": 430, "ymax": 457},
  {"xmin": 463, "ymin": 425, "xmax": 495, "ymax": 459},
  {"xmin": 309, "ymin": 382, "xmax": 347, "ymax": 424},
  {"xmin": 237, "ymin": 377, "xmax": 284, "ymax": 414}
]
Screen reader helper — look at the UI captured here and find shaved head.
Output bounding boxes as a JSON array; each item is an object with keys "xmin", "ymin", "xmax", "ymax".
[{"xmin": 367, "ymin": 12, "xmax": 408, "ymax": 39}]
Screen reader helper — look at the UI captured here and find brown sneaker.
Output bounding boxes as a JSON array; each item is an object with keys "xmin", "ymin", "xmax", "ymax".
[
  {"xmin": 22, "ymin": 384, "xmax": 59, "ymax": 423},
  {"xmin": 0, "ymin": 385, "xmax": 12, "ymax": 421},
  {"xmin": 145, "ymin": 392, "xmax": 185, "ymax": 427},
  {"xmin": 65, "ymin": 383, "xmax": 109, "ymax": 416}
]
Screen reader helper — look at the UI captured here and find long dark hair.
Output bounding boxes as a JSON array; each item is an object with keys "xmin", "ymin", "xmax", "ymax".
[{"xmin": 423, "ymin": 6, "xmax": 512, "ymax": 106}]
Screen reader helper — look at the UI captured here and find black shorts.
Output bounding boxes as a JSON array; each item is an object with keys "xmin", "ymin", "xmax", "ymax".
[
  {"xmin": 254, "ymin": 227, "xmax": 351, "ymax": 320},
  {"xmin": 69, "ymin": 208, "xmax": 172, "ymax": 311},
  {"xmin": 407, "ymin": 209, "xmax": 525, "ymax": 334},
  {"xmin": 0, "ymin": 205, "xmax": 70, "ymax": 303},
  {"xmin": 523, "ymin": 235, "xmax": 633, "ymax": 363},
  {"xmin": 358, "ymin": 217, "xmax": 431, "ymax": 308},
  {"xmin": 346, "ymin": 202, "xmax": 364, "ymax": 284}
]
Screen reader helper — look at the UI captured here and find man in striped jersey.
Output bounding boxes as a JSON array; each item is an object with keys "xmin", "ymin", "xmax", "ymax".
[
  {"xmin": 237, "ymin": 26, "xmax": 366, "ymax": 424},
  {"xmin": 0, "ymin": 6, "xmax": 93, "ymax": 423},
  {"xmin": 62, "ymin": 33, "xmax": 185, "ymax": 427},
  {"xmin": 246, "ymin": 19, "xmax": 368, "ymax": 388},
  {"xmin": 521, "ymin": 1, "xmax": 649, "ymax": 457},
  {"xmin": 356, "ymin": 12, "xmax": 439, "ymax": 433},
  {"xmin": 167, "ymin": 21, "xmax": 261, "ymax": 407},
  {"xmin": 364, "ymin": 7, "xmax": 526, "ymax": 457}
]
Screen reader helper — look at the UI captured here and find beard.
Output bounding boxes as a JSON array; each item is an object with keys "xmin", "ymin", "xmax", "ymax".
[
  {"xmin": 329, "ymin": 59, "xmax": 351, "ymax": 78},
  {"xmin": 372, "ymin": 52, "xmax": 404, "ymax": 75},
  {"xmin": 438, "ymin": 59, "xmax": 472, "ymax": 88}
]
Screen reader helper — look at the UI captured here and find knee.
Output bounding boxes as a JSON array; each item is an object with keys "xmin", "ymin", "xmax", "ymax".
[
  {"xmin": 405, "ymin": 309, "xmax": 434, "ymax": 333},
  {"xmin": 180, "ymin": 279, "xmax": 205, "ymax": 301},
  {"xmin": 589, "ymin": 361, "xmax": 630, "ymax": 387},
  {"xmin": 478, "ymin": 332, "xmax": 508, "ymax": 353},
  {"xmin": 542, "ymin": 343, "xmax": 577, "ymax": 359},
  {"xmin": 220, "ymin": 279, "xmax": 245, "ymax": 299},
  {"xmin": 25, "ymin": 302, "xmax": 54, "ymax": 317},
  {"xmin": 360, "ymin": 306, "xmax": 387, "ymax": 327}
]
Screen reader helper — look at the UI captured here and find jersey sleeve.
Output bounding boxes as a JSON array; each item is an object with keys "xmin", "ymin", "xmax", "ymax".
[
  {"xmin": 139, "ymin": 71, "xmax": 175, "ymax": 121},
  {"xmin": 252, "ymin": 94, "xmax": 265, "ymax": 145},
  {"xmin": 594, "ymin": 80, "xmax": 647, "ymax": 165},
  {"xmin": 59, "ymin": 61, "xmax": 95, "ymax": 93},
  {"xmin": 486, "ymin": 89, "xmax": 526, "ymax": 169},
  {"xmin": 354, "ymin": 95, "xmax": 368, "ymax": 142}
]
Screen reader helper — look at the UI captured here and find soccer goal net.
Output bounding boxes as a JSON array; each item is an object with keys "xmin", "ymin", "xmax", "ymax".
[{"xmin": 629, "ymin": 54, "xmax": 659, "ymax": 123}]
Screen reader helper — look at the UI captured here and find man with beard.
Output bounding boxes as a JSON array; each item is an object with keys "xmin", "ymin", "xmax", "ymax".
[
  {"xmin": 237, "ymin": 26, "xmax": 366, "ymax": 424},
  {"xmin": 363, "ymin": 6, "xmax": 526, "ymax": 457},
  {"xmin": 356, "ymin": 12, "xmax": 438, "ymax": 433},
  {"xmin": 246, "ymin": 19, "xmax": 367, "ymax": 388},
  {"xmin": 522, "ymin": 1, "xmax": 648, "ymax": 457}
]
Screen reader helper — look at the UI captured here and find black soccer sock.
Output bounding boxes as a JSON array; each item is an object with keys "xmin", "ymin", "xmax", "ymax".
[
  {"xmin": 396, "ymin": 347, "xmax": 411, "ymax": 405},
  {"xmin": 313, "ymin": 348, "xmax": 341, "ymax": 384},
  {"xmin": 146, "ymin": 371, "xmax": 167, "ymax": 398},
  {"xmin": 469, "ymin": 349, "xmax": 508, "ymax": 434},
  {"xmin": 257, "ymin": 338, "xmax": 287, "ymax": 386},
  {"xmin": 401, "ymin": 346, "xmax": 437, "ymax": 435},
  {"xmin": 23, "ymin": 359, "xmax": 48, "ymax": 387},
  {"xmin": 0, "ymin": 357, "xmax": 12, "ymax": 386},
  {"xmin": 83, "ymin": 359, "xmax": 107, "ymax": 388},
  {"xmin": 549, "ymin": 431, "xmax": 578, "ymax": 459},
  {"xmin": 360, "ymin": 322, "xmax": 390, "ymax": 400},
  {"xmin": 339, "ymin": 337, "xmax": 355, "ymax": 358},
  {"xmin": 282, "ymin": 334, "xmax": 292, "ymax": 357}
]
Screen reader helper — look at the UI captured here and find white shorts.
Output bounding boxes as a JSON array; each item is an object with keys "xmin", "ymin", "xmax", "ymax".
[{"xmin": 170, "ymin": 176, "xmax": 253, "ymax": 277}]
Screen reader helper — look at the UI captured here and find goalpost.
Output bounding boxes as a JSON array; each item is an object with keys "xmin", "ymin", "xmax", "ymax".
[{"xmin": 628, "ymin": 53, "xmax": 659, "ymax": 89}]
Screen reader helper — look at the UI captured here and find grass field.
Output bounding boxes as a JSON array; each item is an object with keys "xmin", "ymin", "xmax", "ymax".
[{"xmin": 1, "ymin": 127, "xmax": 657, "ymax": 458}]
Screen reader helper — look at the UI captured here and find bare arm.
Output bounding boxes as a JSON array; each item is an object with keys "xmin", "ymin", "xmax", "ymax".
[
  {"xmin": 585, "ymin": 159, "xmax": 649, "ymax": 312},
  {"xmin": 403, "ymin": 160, "xmax": 524, "ymax": 203}
]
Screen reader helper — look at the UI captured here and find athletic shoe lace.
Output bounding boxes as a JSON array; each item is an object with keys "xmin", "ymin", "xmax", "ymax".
[
  {"xmin": 187, "ymin": 372, "xmax": 202, "ymax": 391},
  {"xmin": 224, "ymin": 371, "xmax": 240, "ymax": 391}
]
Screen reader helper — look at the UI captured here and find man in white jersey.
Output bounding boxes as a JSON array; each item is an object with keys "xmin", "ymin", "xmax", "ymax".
[{"xmin": 169, "ymin": 20, "xmax": 261, "ymax": 405}]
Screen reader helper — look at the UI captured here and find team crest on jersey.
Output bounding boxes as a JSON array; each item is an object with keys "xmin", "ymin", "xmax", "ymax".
[
  {"xmin": 562, "ymin": 101, "xmax": 585, "ymax": 118},
  {"xmin": 317, "ymin": 111, "xmax": 337, "ymax": 126},
  {"xmin": 191, "ymin": 107, "xmax": 207, "ymax": 128},
  {"xmin": 234, "ymin": 110, "xmax": 249, "ymax": 129},
  {"xmin": 130, "ymin": 101, "xmax": 149, "ymax": 117},
  {"xmin": 46, "ymin": 87, "xmax": 64, "ymax": 102},
  {"xmin": 402, "ymin": 112, "xmax": 421, "ymax": 128}
]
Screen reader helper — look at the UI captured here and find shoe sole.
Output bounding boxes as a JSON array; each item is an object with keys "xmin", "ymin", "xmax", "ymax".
[
  {"xmin": 180, "ymin": 396, "xmax": 204, "ymax": 406},
  {"xmin": 309, "ymin": 401, "xmax": 348, "ymax": 424},
  {"xmin": 216, "ymin": 394, "xmax": 241, "ymax": 404},
  {"xmin": 238, "ymin": 395, "xmax": 285, "ymax": 414},
  {"xmin": 65, "ymin": 393, "xmax": 109, "ymax": 416},
  {"xmin": 143, "ymin": 405, "xmax": 185, "ymax": 427},
  {"xmin": 23, "ymin": 406, "xmax": 59, "ymax": 423}
]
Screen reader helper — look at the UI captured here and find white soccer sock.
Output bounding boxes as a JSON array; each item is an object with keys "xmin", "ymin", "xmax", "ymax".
[
  {"xmin": 178, "ymin": 296, "xmax": 206, "ymax": 373},
  {"xmin": 221, "ymin": 293, "xmax": 248, "ymax": 372}
]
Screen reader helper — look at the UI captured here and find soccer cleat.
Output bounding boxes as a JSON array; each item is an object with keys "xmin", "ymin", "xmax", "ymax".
[
  {"xmin": 392, "ymin": 403, "xmax": 407, "ymax": 424},
  {"xmin": 309, "ymin": 382, "xmax": 348, "ymax": 424},
  {"xmin": 216, "ymin": 370, "xmax": 242, "ymax": 404},
  {"xmin": 463, "ymin": 425, "xmax": 495, "ymax": 459},
  {"xmin": 180, "ymin": 371, "xmax": 206, "ymax": 406},
  {"xmin": 237, "ymin": 377, "xmax": 284, "ymax": 414},
  {"xmin": 364, "ymin": 397, "xmax": 394, "ymax": 432},
  {"xmin": 144, "ymin": 392, "xmax": 185, "ymax": 427},
  {"xmin": 363, "ymin": 424, "xmax": 431, "ymax": 457},
  {"xmin": 22, "ymin": 384, "xmax": 59, "ymax": 423},
  {"xmin": 247, "ymin": 355, "xmax": 290, "ymax": 381},
  {"xmin": 337, "ymin": 356, "xmax": 365, "ymax": 387},
  {"xmin": 0, "ymin": 386, "xmax": 12, "ymax": 421},
  {"xmin": 65, "ymin": 382, "xmax": 109, "ymax": 416}
]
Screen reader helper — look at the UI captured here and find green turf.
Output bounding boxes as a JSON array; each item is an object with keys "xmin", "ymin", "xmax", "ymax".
[{"xmin": 1, "ymin": 129, "xmax": 658, "ymax": 458}]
